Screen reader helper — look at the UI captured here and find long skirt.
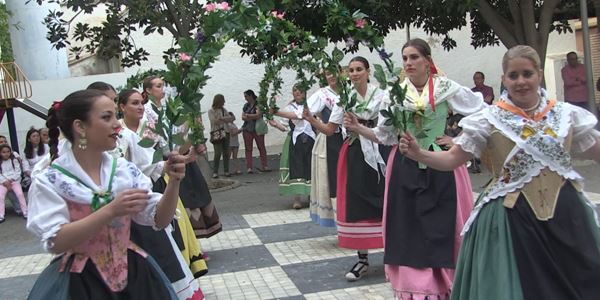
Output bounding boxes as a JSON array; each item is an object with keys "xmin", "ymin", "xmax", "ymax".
[
  {"xmin": 310, "ymin": 133, "xmax": 334, "ymax": 226},
  {"xmin": 179, "ymin": 162, "xmax": 222, "ymax": 238},
  {"xmin": 279, "ymin": 134, "xmax": 313, "ymax": 196},
  {"xmin": 383, "ymin": 146, "xmax": 473, "ymax": 299},
  {"xmin": 451, "ymin": 181, "xmax": 600, "ymax": 300},
  {"xmin": 68, "ymin": 250, "xmax": 181, "ymax": 300},
  {"xmin": 336, "ymin": 139, "xmax": 390, "ymax": 250}
]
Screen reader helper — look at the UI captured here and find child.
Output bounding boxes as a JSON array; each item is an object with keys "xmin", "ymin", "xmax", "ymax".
[
  {"xmin": 0, "ymin": 144, "xmax": 28, "ymax": 223},
  {"xmin": 227, "ymin": 112, "xmax": 242, "ymax": 175}
]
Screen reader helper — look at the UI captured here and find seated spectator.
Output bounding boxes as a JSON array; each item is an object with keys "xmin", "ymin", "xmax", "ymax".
[
  {"xmin": 39, "ymin": 128, "xmax": 49, "ymax": 145},
  {"xmin": 0, "ymin": 144, "xmax": 28, "ymax": 223},
  {"xmin": 23, "ymin": 127, "xmax": 49, "ymax": 177},
  {"xmin": 0, "ymin": 135, "xmax": 24, "ymax": 216},
  {"xmin": 471, "ymin": 71, "xmax": 495, "ymax": 104}
]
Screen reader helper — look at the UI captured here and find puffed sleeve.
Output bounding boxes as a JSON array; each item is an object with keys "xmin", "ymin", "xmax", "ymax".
[
  {"xmin": 447, "ymin": 85, "xmax": 487, "ymax": 116},
  {"xmin": 453, "ymin": 110, "xmax": 492, "ymax": 157},
  {"xmin": 328, "ymin": 104, "xmax": 344, "ymax": 125},
  {"xmin": 307, "ymin": 90, "xmax": 325, "ymax": 115},
  {"xmin": 127, "ymin": 130, "xmax": 164, "ymax": 182},
  {"xmin": 568, "ymin": 104, "xmax": 600, "ymax": 154},
  {"xmin": 26, "ymin": 171, "xmax": 70, "ymax": 252},
  {"xmin": 373, "ymin": 94, "xmax": 399, "ymax": 146},
  {"xmin": 125, "ymin": 160, "xmax": 164, "ymax": 229}
]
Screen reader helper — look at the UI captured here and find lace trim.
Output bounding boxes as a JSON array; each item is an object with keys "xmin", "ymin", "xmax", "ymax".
[
  {"xmin": 453, "ymin": 135, "xmax": 481, "ymax": 158},
  {"xmin": 41, "ymin": 222, "xmax": 68, "ymax": 252},
  {"xmin": 373, "ymin": 126, "xmax": 399, "ymax": 146}
]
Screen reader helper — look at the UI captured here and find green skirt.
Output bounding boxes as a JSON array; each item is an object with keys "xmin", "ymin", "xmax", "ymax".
[
  {"xmin": 452, "ymin": 185, "xmax": 600, "ymax": 300},
  {"xmin": 279, "ymin": 134, "xmax": 311, "ymax": 196}
]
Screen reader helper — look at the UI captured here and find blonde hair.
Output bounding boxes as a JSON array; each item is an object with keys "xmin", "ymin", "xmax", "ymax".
[{"xmin": 502, "ymin": 45, "xmax": 541, "ymax": 72}]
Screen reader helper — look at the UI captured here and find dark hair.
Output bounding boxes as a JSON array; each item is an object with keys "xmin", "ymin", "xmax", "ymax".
[
  {"xmin": 47, "ymin": 89, "xmax": 107, "ymax": 161},
  {"xmin": 142, "ymin": 76, "xmax": 161, "ymax": 103},
  {"xmin": 86, "ymin": 81, "xmax": 116, "ymax": 92},
  {"xmin": 402, "ymin": 38, "xmax": 432, "ymax": 58},
  {"xmin": 244, "ymin": 89, "xmax": 257, "ymax": 101},
  {"xmin": 118, "ymin": 89, "xmax": 141, "ymax": 106},
  {"xmin": 473, "ymin": 71, "xmax": 485, "ymax": 79},
  {"xmin": 24, "ymin": 127, "xmax": 45, "ymax": 159},
  {"xmin": 349, "ymin": 56, "xmax": 370, "ymax": 70},
  {"xmin": 0, "ymin": 144, "xmax": 16, "ymax": 173},
  {"xmin": 566, "ymin": 51, "xmax": 577, "ymax": 58}
]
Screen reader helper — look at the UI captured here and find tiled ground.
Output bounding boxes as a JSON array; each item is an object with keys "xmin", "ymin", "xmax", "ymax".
[{"xmin": 2, "ymin": 191, "xmax": 600, "ymax": 299}]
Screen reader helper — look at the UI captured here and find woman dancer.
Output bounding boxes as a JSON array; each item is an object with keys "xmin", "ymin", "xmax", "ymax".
[
  {"xmin": 26, "ymin": 89, "xmax": 186, "ymax": 299},
  {"xmin": 306, "ymin": 69, "xmax": 343, "ymax": 227},
  {"xmin": 346, "ymin": 38, "xmax": 485, "ymax": 298},
  {"xmin": 306, "ymin": 56, "xmax": 391, "ymax": 281}
]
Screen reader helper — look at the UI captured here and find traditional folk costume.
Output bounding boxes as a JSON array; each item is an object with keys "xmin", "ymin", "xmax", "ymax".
[
  {"xmin": 451, "ymin": 90, "xmax": 600, "ymax": 300},
  {"xmin": 111, "ymin": 125, "xmax": 204, "ymax": 299},
  {"xmin": 278, "ymin": 101, "xmax": 316, "ymax": 196},
  {"xmin": 144, "ymin": 102, "xmax": 222, "ymax": 239},
  {"xmin": 307, "ymin": 87, "xmax": 343, "ymax": 227},
  {"xmin": 330, "ymin": 84, "xmax": 391, "ymax": 250},
  {"xmin": 374, "ymin": 76, "xmax": 485, "ymax": 299},
  {"xmin": 121, "ymin": 118, "xmax": 208, "ymax": 279},
  {"xmin": 26, "ymin": 150, "xmax": 179, "ymax": 299}
]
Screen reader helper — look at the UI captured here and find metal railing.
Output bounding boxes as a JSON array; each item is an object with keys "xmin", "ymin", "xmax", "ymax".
[{"xmin": 0, "ymin": 62, "xmax": 32, "ymax": 103}]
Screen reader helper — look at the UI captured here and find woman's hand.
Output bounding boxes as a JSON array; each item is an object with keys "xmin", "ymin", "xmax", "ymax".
[
  {"xmin": 195, "ymin": 144, "xmax": 207, "ymax": 156},
  {"xmin": 184, "ymin": 149, "xmax": 198, "ymax": 164},
  {"xmin": 3, "ymin": 181, "xmax": 11, "ymax": 189},
  {"xmin": 399, "ymin": 132, "xmax": 422, "ymax": 159},
  {"xmin": 165, "ymin": 152, "xmax": 187, "ymax": 180},
  {"xmin": 106, "ymin": 189, "xmax": 151, "ymax": 217},
  {"xmin": 343, "ymin": 112, "xmax": 360, "ymax": 132},
  {"xmin": 435, "ymin": 135, "xmax": 454, "ymax": 148}
]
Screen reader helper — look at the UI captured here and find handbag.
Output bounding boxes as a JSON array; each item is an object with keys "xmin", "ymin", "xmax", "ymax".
[
  {"xmin": 209, "ymin": 128, "xmax": 227, "ymax": 144},
  {"xmin": 255, "ymin": 117, "xmax": 269, "ymax": 135},
  {"xmin": 28, "ymin": 255, "xmax": 74, "ymax": 300}
]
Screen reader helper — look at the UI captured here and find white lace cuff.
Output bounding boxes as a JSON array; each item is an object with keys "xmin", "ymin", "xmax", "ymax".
[
  {"xmin": 41, "ymin": 222, "xmax": 67, "ymax": 252},
  {"xmin": 572, "ymin": 130, "xmax": 600, "ymax": 154}
]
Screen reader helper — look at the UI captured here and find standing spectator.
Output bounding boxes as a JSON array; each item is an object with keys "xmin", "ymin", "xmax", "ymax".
[
  {"xmin": 471, "ymin": 71, "xmax": 495, "ymax": 104},
  {"xmin": 39, "ymin": 128, "xmax": 49, "ymax": 145},
  {"xmin": 208, "ymin": 94, "xmax": 235, "ymax": 178},
  {"xmin": 561, "ymin": 52, "xmax": 589, "ymax": 111},
  {"xmin": 227, "ymin": 113, "xmax": 242, "ymax": 175},
  {"xmin": 23, "ymin": 127, "xmax": 49, "ymax": 176},
  {"xmin": 241, "ymin": 90, "xmax": 269, "ymax": 173},
  {"xmin": 0, "ymin": 144, "xmax": 28, "ymax": 223}
]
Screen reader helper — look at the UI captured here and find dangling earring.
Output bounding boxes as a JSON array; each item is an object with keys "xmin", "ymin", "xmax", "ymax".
[{"xmin": 78, "ymin": 133, "xmax": 88, "ymax": 150}]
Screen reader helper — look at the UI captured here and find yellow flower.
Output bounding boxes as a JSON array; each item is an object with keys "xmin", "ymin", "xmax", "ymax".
[{"xmin": 414, "ymin": 99, "xmax": 425, "ymax": 113}]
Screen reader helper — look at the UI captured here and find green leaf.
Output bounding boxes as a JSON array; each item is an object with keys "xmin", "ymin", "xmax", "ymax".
[
  {"xmin": 373, "ymin": 64, "xmax": 387, "ymax": 89},
  {"xmin": 384, "ymin": 119, "xmax": 393, "ymax": 126},
  {"xmin": 171, "ymin": 133, "xmax": 186, "ymax": 146},
  {"xmin": 152, "ymin": 150, "xmax": 163, "ymax": 164},
  {"xmin": 415, "ymin": 131, "xmax": 428, "ymax": 139},
  {"xmin": 332, "ymin": 47, "xmax": 344, "ymax": 63},
  {"xmin": 138, "ymin": 138, "xmax": 156, "ymax": 148},
  {"xmin": 380, "ymin": 109, "xmax": 391, "ymax": 119}
]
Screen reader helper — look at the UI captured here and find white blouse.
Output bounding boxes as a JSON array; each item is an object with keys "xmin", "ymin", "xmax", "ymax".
[
  {"xmin": 307, "ymin": 86, "xmax": 339, "ymax": 117},
  {"xmin": 27, "ymin": 150, "xmax": 162, "ymax": 251},
  {"xmin": 374, "ymin": 76, "xmax": 486, "ymax": 146},
  {"xmin": 116, "ymin": 120, "xmax": 165, "ymax": 182},
  {"xmin": 281, "ymin": 101, "xmax": 316, "ymax": 145},
  {"xmin": 0, "ymin": 159, "xmax": 23, "ymax": 182},
  {"xmin": 23, "ymin": 144, "xmax": 50, "ymax": 172},
  {"xmin": 329, "ymin": 84, "xmax": 389, "ymax": 173},
  {"xmin": 454, "ymin": 90, "xmax": 600, "ymax": 158}
]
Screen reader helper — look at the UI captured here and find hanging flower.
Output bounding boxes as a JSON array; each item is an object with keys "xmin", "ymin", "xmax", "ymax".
[
  {"xmin": 204, "ymin": 3, "xmax": 217, "ymax": 12},
  {"xmin": 271, "ymin": 10, "xmax": 285, "ymax": 20},
  {"xmin": 217, "ymin": 2, "xmax": 231, "ymax": 11},
  {"xmin": 345, "ymin": 37, "xmax": 356, "ymax": 48},
  {"xmin": 178, "ymin": 53, "xmax": 192, "ymax": 62},
  {"xmin": 377, "ymin": 48, "xmax": 391, "ymax": 60},
  {"xmin": 194, "ymin": 31, "xmax": 206, "ymax": 45},
  {"xmin": 355, "ymin": 19, "xmax": 366, "ymax": 28}
]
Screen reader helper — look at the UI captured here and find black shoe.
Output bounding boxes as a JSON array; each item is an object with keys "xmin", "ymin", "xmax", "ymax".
[{"xmin": 345, "ymin": 261, "xmax": 369, "ymax": 281}]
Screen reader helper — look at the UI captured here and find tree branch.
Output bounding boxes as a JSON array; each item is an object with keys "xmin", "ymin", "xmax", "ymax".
[
  {"xmin": 161, "ymin": 0, "xmax": 184, "ymax": 38},
  {"xmin": 477, "ymin": 0, "xmax": 518, "ymax": 47},
  {"xmin": 507, "ymin": 0, "xmax": 525, "ymax": 43},
  {"xmin": 519, "ymin": 0, "xmax": 538, "ymax": 45}
]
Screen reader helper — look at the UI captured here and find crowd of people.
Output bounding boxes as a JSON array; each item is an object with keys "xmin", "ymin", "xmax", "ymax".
[{"xmin": 0, "ymin": 38, "xmax": 597, "ymax": 300}]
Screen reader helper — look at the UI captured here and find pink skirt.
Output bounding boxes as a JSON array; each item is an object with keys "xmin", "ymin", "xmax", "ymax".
[
  {"xmin": 336, "ymin": 142, "xmax": 383, "ymax": 250},
  {"xmin": 383, "ymin": 145, "xmax": 473, "ymax": 299}
]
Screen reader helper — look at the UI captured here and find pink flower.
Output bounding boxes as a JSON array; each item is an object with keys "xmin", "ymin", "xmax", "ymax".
[
  {"xmin": 271, "ymin": 10, "xmax": 285, "ymax": 20},
  {"xmin": 217, "ymin": 2, "xmax": 230, "ymax": 11},
  {"xmin": 178, "ymin": 52, "xmax": 191, "ymax": 62},
  {"xmin": 355, "ymin": 19, "xmax": 366, "ymax": 28},
  {"xmin": 204, "ymin": 3, "xmax": 217, "ymax": 12}
]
